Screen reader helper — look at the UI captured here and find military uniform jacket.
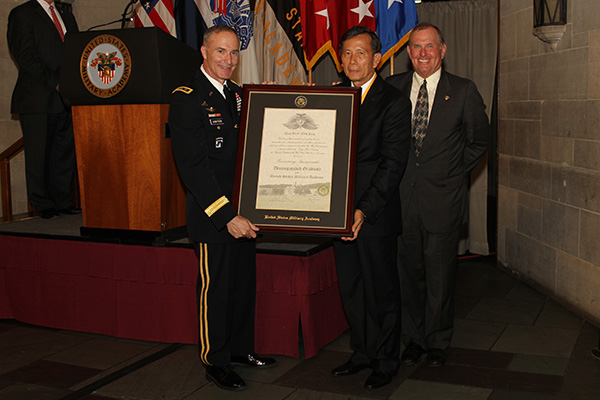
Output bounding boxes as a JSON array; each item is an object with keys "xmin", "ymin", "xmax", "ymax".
[
  {"xmin": 169, "ymin": 68, "xmax": 242, "ymax": 243},
  {"xmin": 8, "ymin": 0, "xmax": 79, "ymax": 114}
]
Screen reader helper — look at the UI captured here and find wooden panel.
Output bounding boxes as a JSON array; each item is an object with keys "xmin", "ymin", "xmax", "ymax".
[
  {"xmin": 72, "ymin": 104, "xmax": 186, "ymax": 231},
  {"xmin": 159, "ymin": 105, "xmax": 187, "ymax": 230}
]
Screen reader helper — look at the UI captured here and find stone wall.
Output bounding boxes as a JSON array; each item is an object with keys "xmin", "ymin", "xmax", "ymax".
[
  {"xmin": 1, "ymin": 0, "xmax": 128, "ymax": 216},
  {"xmin": 499, "ymin": 0, "xmax": 600, "ymax": 325}
]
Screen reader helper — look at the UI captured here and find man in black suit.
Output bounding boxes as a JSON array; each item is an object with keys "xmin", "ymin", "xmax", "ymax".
[
  {"xmin": 7, "ymin": 0, "xmax": 81, "ymax": 219},
  {"xmin": 330, "ymin": 26, "xmax": 411, "ymax": 390},
  {"xmin": 386, "ymin": 22, "xmax": 490, "ymax": 367},
  {"xmin": 168, "ymin": 25, "xmax": 275, "ymax": 392}
]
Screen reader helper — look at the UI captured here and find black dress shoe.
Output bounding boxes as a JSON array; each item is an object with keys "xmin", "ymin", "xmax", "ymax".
[
  {"xmin": 401, "ymin": 342, "xmax": 426, "ymax": 365},
  {"xmin": 39, "ymin": 209, "xmax": 59, "ymax": 219},
  {"xmin": 364, "ymin": 370, "xmax": 394, "ymax": 389},
  {"xmin": 427, "ymin": 348, "xmax": 446, "ymax": 367},
  {"xmin": 204, "ymin": 364, "xmax": 246, "ymax": 391},
  {"xmin": 331, "ymin": 361, "xmax": 370, "ymax": 376},
  {"xmin": 59, "ymin": 206, "xmax": 82, "ymax": 215},
  {"xmin": 231, "ymin": 353, "xmax": 276, "ymax": 368}
]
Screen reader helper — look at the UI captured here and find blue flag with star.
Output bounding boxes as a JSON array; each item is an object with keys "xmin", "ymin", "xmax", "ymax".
[{"xmin": 375, "ymin": 0, "xmax": 418, "ymax": 65}]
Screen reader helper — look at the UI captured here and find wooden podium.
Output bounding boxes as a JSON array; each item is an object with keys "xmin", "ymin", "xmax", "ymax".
[{"xmin": 60, "ymin": 28, "xmax": 202, "ymax": 241}]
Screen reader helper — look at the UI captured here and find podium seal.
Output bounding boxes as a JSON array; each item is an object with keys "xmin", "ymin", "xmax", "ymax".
[{"xmin": 80, "ymin": 34, "xmax": 131, "ymax": 98}]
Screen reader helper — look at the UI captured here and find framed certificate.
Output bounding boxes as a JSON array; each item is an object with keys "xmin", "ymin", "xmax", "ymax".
[{"xmin": 233, "ymin": 85, "xmax": 361, "ymax": 237}]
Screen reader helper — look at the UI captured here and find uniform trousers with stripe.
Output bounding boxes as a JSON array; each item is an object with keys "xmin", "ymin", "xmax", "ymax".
[{"xmin": 193, "ymin": 241, "xmax": 256, "ymax": 367}]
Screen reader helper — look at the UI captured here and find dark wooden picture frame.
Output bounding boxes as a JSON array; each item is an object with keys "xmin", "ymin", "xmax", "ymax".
[{"xmin": 233, "ymin": 85, "xmax": 360, "ymax": 237}]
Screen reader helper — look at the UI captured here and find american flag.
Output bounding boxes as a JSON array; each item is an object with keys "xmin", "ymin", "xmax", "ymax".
[{"xmin": 134, "ymin": 0, "xmax": 177, "ymax": 37}]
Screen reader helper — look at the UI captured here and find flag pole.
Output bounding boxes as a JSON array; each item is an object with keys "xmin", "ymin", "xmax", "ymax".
[
  {"xmin": 390, "ymin": 54, "xmax": 395, "ymax": 76},
  {"xmin": 308, "ymin": 68, "xmax": 313, "ymax": 85}
]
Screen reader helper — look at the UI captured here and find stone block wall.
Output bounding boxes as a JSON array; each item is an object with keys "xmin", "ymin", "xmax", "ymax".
[{"xmin": 499, "ymin": 0, "xmax": 600, "ymax": 325}]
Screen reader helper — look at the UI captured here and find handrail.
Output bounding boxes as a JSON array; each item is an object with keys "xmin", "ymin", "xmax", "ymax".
[
  {"xmin": 1, "ymin": 137, "xmax": 80, "ymax": 221},
  {"xmin": 0, "ymin": 137, "xmax": 23, "ymax": 161},
  {"xmin": 0, "ymin": 137, "xmax": 26, "ymax": 220}
]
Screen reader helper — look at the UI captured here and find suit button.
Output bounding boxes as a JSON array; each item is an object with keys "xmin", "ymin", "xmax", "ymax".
[
  {"xmin": 415, "ymin": 162, "xmax": 420, "ymax": 167},
  {"xmin": 217, "ymin": 126, "xmax": 221, "ymax": 130},
  {"xmin": 234, "ymin": 124, "xmax": 238, "ymax": 128}
]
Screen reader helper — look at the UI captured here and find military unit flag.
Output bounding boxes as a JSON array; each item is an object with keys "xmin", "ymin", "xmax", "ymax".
[
  {"xmin": 376, "ymin": 0, "xmax": 418, "ymax": 66},
  {"xmin": 253, "ymin": 0, "xmax": 307, "ymax": 84},
  {"xmin": 135, "ymin": 0, "xmax": 418, "ymax": 83}
]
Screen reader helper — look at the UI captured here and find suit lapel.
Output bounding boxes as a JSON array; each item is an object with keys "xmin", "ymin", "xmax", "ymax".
[
  {"xmin": 57, "ymin": 5, "xmax": 76, "ymax": 33},
  {"xmin": 33, "ymin": 0, "xmax": 64, "ymax": 42},
  {"xmin": 429, "ymin": 71, "xmax": 451, "ymax": 123},
  {"xmin": 359, "ymin": 76, "xmax": 384, "ymax": 135},
  {"xmin": 361, "ymin": 75, "xmax": 382, "ymax": 108},
  {"xmin": 426, "ymin": 71, "xmax": 452, "ymax": 140},
  {"xmin": 398, "ymin": 73, "xmax": 413, "ymax": 98},
  {"xmin": 409, "ymin": 71, "xmax": 450, "ymax": 153}
]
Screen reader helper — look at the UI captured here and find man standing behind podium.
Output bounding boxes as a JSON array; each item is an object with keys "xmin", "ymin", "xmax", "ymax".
[
  {"xmin": 168, "ymin": 25, "xmax": 275, "ymax": 392},
  {"xmin": 7, "ymin": 0, "xmax": 80, "ymax": 219}
]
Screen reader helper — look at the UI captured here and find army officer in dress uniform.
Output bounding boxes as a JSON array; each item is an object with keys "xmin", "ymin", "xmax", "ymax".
[{"xmin": 168, "ymin": 24, "xmax": 275, "ymax": 391}]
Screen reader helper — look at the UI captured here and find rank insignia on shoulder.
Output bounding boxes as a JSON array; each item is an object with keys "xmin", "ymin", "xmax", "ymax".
[{"xmin": 172, "ymin": 86, "xmax": 193, "ymax": 94}]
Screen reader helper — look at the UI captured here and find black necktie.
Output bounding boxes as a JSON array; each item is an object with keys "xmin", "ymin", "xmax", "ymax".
[
  {"xmin": 224, "ymin": 83, "xmax": 237, "ymax": 118},
  {"xmin": 412, "ymin": 79, "xmax": 428, "ymax": 157}
]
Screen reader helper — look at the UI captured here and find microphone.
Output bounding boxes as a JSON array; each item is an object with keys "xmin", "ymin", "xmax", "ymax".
[
  {"xmin": 85, "ymin": 0, "xmax": 150, "ymax": 31},
  {"xmin": 120, "ymin": 0, "xmax": 140, "ymax": 29},
  {"xmin": 86, "ymin": 0, "xmax": 139, "ymax": 31},
  {"xmin": 87, "ymin": 17, "xmax": 134, "ymax": 31}
]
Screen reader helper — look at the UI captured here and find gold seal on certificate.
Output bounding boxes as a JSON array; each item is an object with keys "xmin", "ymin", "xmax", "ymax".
[{"xmin": 318, "ymin": 185, "xmax": 330, "ymax": 196}]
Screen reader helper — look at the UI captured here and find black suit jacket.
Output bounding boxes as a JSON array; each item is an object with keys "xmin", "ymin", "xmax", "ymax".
[
  {"xmin": 169, "ymin": 69, "xmax": 243, "ymax": 243},
  {"xmin": 342, "ymin": 75, "xmax": 411, "ymax": 238},
  {"xmin": 386, "ymin": 70, "xmax": 490, "ymax": 233},
  {"xmin": 8, "ymin": 0, "xmax": 78, "ymax": 114}
]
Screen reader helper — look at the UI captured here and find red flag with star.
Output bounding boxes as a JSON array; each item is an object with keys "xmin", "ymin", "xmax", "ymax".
[
  {"xmin": 329, "ymin": 0, "xmax": 377, "ymax": 71},
  {"xmin": 299, "ymin": 0, "xmax": 333, "ymax": 71}
]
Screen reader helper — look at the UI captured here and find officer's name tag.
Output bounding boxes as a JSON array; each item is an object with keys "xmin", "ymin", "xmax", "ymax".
[{"xmin": 209, "ymin": 118, "xmax": 224, "ymax": 126}]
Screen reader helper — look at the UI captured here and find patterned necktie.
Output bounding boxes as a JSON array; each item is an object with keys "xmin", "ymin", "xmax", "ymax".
[
  {"xmin": 49, "ymin": 5, "xmax": 65, "ymax": 42},
  {"xmin": 412, "ymin": 79, "xmax": 428, "ymax": 157}
]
